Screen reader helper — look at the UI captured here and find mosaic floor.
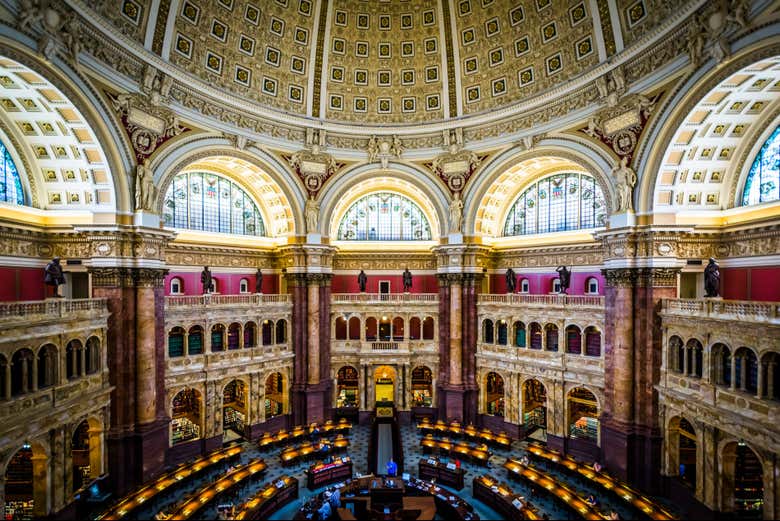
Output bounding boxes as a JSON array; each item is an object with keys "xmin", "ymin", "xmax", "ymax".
[{"xmin": 126, "ymin": 422, "xmax": 677, "ymax": 520}]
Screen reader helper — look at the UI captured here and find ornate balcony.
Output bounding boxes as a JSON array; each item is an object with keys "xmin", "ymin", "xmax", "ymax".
[
  {"xmin": 478, "ymin": 294, "xmax": 604, "ymax": 308},
  {"xmin": 661, "ymin": 298, "xmax": 780, "ymax": 325},
  {"xmin": 0, "ymin": 298, "xmax": 107, "ymax": 323},
  {"xmin": 331, "ymin": 293, "xmax": 438, "ymax": 304},
  {"xmin": 166, "ymin": 294, "xmax": 291, "ymax": 308}
]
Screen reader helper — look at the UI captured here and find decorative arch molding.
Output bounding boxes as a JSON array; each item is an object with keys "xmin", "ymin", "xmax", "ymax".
[
  {"xmin": 637, "ymin": 31, "xmax": 780, "ymax": 214},
  {"xmin": 153, "ymin": 137, "xmax": 303, "ymax": 237},
  {"xmin": 465, "ymin": 139, "xmax": 616, "ymax": 237},
  {"xmin": 731, "ymin": 111, "xmax": 780, "ymax": 207},
  {"xmin": 319, "ymin": 162, "xmax": 448, "ymax": 240},
  {"xmin": 0, "ymin": 36, "xmax": 133, "ymax": 214}
]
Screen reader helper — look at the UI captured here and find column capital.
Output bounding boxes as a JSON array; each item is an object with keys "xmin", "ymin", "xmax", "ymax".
[
  {"xmin": 89, "ymin": 267, "xmax": 134, "ymax": 288},
  {"xmin": 437, "ymin": 273, "xmax": 464, "ymax": 286},
  {"xmin": 601, "ymin": 268, "xmax": 638, "ymax": 288},
  {"xmin": 132, "ymin": 268, "xmax": 169, "ymax": 288},
  {"xmin": 306, "ymin": 273, "xmax": 333, "ymax": 285},
  {"xmin": 637, "ymin": 267, "xmax": 680, "ymax": 287}
]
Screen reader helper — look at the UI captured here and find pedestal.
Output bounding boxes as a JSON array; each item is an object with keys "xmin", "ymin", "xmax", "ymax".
[
  {"xmin": 609, "ymin": 211, "xmax": 636, "ymax": 228},
  {"xmin": 133, "ymin": 211, "xmax": 160, "ymax": 228}
]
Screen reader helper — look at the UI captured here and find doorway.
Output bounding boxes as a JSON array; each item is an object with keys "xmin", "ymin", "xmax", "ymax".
[
  {"xmin": 374, "ymin": 365, "xmax": 396, "ymax": 406},
  {"xmin": 379, "ymin": 280, "xmax": 390, "ymax": 300}
]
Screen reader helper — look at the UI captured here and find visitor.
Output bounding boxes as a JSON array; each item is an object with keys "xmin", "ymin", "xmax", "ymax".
[
  {"xmin": 329, "ymin": 486, "xmax": 341, "ymax": 508},
  {"xmin": 520, "ymin": 455, "xmax": 529, "ymax": 466},
  {"xmin": 586, "ymin": 494, "xmax": 598, "ymax": 507},
  {"xmin": 386, "ymin": 457, "xmax": 397, "ymax": 476},
  {"xmin": 593, "ymin": 461, "xmax": 602, "ymax": 472},
  {"xmin": 608, "ymin": 511, "xmax": 621, "ymax": 520},
  {"xmin": 317, "ymin": 496, "xmax": 332, "ymax": 520}
]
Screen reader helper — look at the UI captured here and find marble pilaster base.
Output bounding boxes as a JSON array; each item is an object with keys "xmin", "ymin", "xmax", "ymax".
[
  {"xmin": 439, "ymin": 385, "xmax": 465, "ymax": 422},
  {"xmin": 137, "ymin": 419, "xmax": 169, "ymax": 482},
  {"xmin": 546, "ymin": 433, "xmax": 600, "ymax": 463}
]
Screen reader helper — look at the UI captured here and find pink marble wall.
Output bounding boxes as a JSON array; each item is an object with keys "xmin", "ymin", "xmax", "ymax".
[
  {"xmin": 164, "ymin": 271, "xmax": 278, "ymax": 295},
  {"xmin": 490, "ymin": 271, "xmax": 605, "ymax": 294}
]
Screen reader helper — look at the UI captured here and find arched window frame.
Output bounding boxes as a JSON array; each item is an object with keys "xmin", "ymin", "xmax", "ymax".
[
  {"xmin": 0, "ymin": 140, "xmax": 24, "ymax": 205},
  {"xmin": 586, "ymin": 277, "xmax": 599, "ymax": 295},
  {"xmin": 742, "ymin": 125, "xmax": 780, "ymax": 206},
  {"xmin": 336, "ymin": 192, "xmax": 432, "ymax": 241},
  {"xmin": 170, "ymin": 277, "xmax": 183, "ymax": 295},
  {"xmin": 162, "ymin": 171, "xmax": 266, "ymax": 236},
  {"xmin": 503, "ymin": 172, "xmax": 606, "ymax": 236},
  {"xmin": 239, "ymin": 278, "xmax": 249, "ymax": 294},
  {"xmin": 520, "ymin": 278, "xmax": 530, "ymax": 293}
]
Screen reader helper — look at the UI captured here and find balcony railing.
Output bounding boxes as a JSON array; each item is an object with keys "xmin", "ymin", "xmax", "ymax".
[
  {"xmin": 0, "ymin": 298, "xmax": 107, "ymax": 321},
  {"xmin": 166, "ymin": 294, "xmax": 291, "ymax": 307},
  {"xmin": 661, "ymin": 298, "xmax": 780, "ymax": 324},
  {"xmin": 371, "ymin": 342, "xmax": 399, "ymax": 350},
  {"xmin": 478, "ymin": 294, "xmax": 605, "ymax": 307},
  {"xmin": 332, "ymin": 293, "xmax": 438, "ymax": 304}
]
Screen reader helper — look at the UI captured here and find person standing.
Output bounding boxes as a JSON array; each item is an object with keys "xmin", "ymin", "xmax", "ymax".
[{"xmin": 386, "ymin": 457, "xmax": 397, "ymax": 476}]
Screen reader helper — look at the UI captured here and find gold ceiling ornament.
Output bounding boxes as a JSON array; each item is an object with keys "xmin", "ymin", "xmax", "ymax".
[
  {"xmin": 289, "ymin": 129, "xmax": 339, "ymax": 196},
  {"xmin": 366, "ymin": 135, "xmax": 403, "ymax": 169},
  {"xmin": 582, "ymin": 92, "xmax": 660, "ymax": 162},
  {"xmin": 109, "ymin": 90, "xmax": 186, "ymax": 163}
]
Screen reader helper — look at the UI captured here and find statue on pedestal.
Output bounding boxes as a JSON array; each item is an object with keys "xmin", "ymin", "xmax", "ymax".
[
  {"xmin": 255, "ymin": 268, "xmax": 263, "ymax": 294},
  {"xmin": 402, "ymin": 268, "xmax": 413, "ymax": 292},
  {"xmin": 358, "ymin": 270, "xmax": 367, "ymax": 293},
  {"xmin": 556, "ymin": 266, "xmax": 571, "ymax": 294},
  {"xmin": 505, "ymin": 268, "xmax": 516, "ymax": 293},
  {"xmin": 201, "ymin": 266, "xmax": 213, "ymax": 294},
  {"xmin": 44, "ymin": 257, "xmax": 65, "ymax": 297},
  {"xmin": 704, "ymin": 258, "xmax": 720, "ymax": 297}
]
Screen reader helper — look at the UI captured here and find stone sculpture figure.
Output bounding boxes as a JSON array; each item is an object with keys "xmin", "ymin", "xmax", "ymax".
[
  {"xmin": 449, "ymin": 192, "xmax": 464, "ymax": 233},
  {"xmin": 556, "ymin": 266, "xmax": 571, "ymax": 294},
  {"xmin": 44, "ymin": 257, "xmax": 65, "ymax": 297},
  {"xmin": 255, "ymin": 268, "xmax": 263, "ymax": 294},
  {"xmin": 201, "ymin": 266, "xmax": 213, "ymax": 294},
  {"xmin": 358, "ymin": 270, "xmax": 367, "ymax": 293},
  {"xmin": 403, "ymin": 268, "xmax": 413, "ymax": 292},
  {"xmin": 135, "ymin": 159, "xmax": 157, "ymax": 211},
  {"xmin": 305, "ymin": 196, "xmax": 319, "ymax": 233},
  {"xmin": 505, "ymin": 268, "xmax": 517, "ymax": 293},
  {"xmin": 367, "ymin": 135, "xmax": 378, "ymax": 162},
  {"xmin": 611, "ymin": 156, "xmax": 637, "ymax": 212},
  {"xmin": 704, "ymin": 258, "xmax": 720, "ymax": 298}
]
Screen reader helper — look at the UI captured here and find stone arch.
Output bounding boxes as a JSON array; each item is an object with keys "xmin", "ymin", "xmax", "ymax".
[
  {"xmin": 566, "ymin": 386, "xmax": 600, "ymax": 444},
  {"xmin": 335, "ymin": 365, "xmax": 359, "ymax": 409},
  {"xmin": 153, "ymin": 138, "xmax": 303, "ymax": 237},
  {"xmin": 221, "ymin": 378, "xmax": 249, "ymax": 438},
  {"xmin": 666, "ymin": 415, "xmax": 698, "ymax": 492},
  {"xmin": 35, "ymin": 343, "xmax": 58, "ymax": 389},
  {"xmin": 0, "ymin": 39, "xmax": 131, "ymax": 214},
  {"xmin": 521, "ymin": 378, "xmax": 548, "ymax": 432},
  {"xmin": 263, "ymin": 370, "xmax": 287, "ymax": 419},
  {"xmin": 70, "ymin": 416, "xmax": 104, "ymax": 492},
  {"xmin": 719, "ymin": 439, "xmax": 766, "ymax": 516},
  {"xmin": 637, "ymin": 36, "xmax": 780, "ymax": 213},
  {"xmin": 465, "ymin": 140, "xmax": 616, "ymax": 237},
  {"xmin": 318, "ymin": 163, "xmax": 448, "ymax": 240},
  {"xmin": 483, "ymin": 370, "xmax": 506, "ymax": 417},
  {"xmin": 170, "ymin": 387, "xmax": 203, "ymax": 446},
  {"xmin": 3, "ymin": 439, "xmax": 49, "ymax": 517}
]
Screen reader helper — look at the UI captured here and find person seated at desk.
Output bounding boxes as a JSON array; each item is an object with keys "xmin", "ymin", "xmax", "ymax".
[
  {"xmin": 386, "ymin": 458, "xmax": 398, "ymax": 477},
  {"xmin": 318, "ymin": 497, "xmax": 333, "ymax": 520},
  {"xmin": 593, "ymin": 461, "xmax": 603, "ymax": 472},
  {"xmin": 586, "ymin": 494, "xmax": 598, "ymax": 507},
  {"xmin": 608, "ymin": 511, "xmax": 620, "ymax": 520},
  {"xmin": 520, "ymin": 455, "xmax": 529, "ymax": 466}
]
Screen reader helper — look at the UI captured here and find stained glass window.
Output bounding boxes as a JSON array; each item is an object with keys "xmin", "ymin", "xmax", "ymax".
[
  {"xmin": 0, "ymin": 141, "xmax": 24, "ymax": 205},
  {"xmin": 742, "ymin": 125, "xmax": 780, "ymax": 206},
  {"xmin": 503, "ymin": 173, "xmax": 606, "ymax": 236},
  {"xmin": 162, "ymin": 172, "xmax": 266, "ymax": 236},
  {"xmin": 337, "ymin": 192, "xmax": 432, "ymax": 240}
]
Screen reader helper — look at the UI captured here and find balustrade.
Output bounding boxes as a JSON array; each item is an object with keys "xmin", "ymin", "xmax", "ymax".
[
  {"xmin": 166, "ymin": 294, "xmax": 291, "ymax": 308},
  {"xmin": 0, "ymin": 298, "xmax": 107, "ymax": 321},
  {"xmin": 662, "ymin": 298, "xmax": 780, "ymax": 324},
  {"xmin": 331, "ymin": 293, "xmax": 438, "ymax": 304},
  {"xmin": 478, "ymin": 294, "xmax": 604, "ymax": 307}
]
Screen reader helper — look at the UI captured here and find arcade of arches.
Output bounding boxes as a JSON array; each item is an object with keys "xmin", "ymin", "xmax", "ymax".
[{"xmin": 0, "ymin": 1, "xmax": 778, "ymax": 520}]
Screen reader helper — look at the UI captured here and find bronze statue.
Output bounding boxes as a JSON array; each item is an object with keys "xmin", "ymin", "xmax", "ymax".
[
  {"xmin": 505, "ymin": 268, "xmax": 516, "ymax": 293},
  {"xmin": 403, "ymin": 268, "xmax": 413, "ymax": 292},
  {"xmin": 358, "ymin": 270, "xmax": 367, "ymax": 293},
  {"xmin": 200, "ymin": 266, "xmax": 213, "ymax": 294},
  {"xmin": 255, "ymin": 268, "xmax": 263, "ymax": 294},
  {"xmin": 556, "ymin": 266, "xmax": 571, "ymax": 294},
  {"xmin": 44, "ymin": 257, "xmax": 65, "ymax": 297},
  {"xmin": 704, "ymin": 258, "xmax": 720, "ymax": 297}
]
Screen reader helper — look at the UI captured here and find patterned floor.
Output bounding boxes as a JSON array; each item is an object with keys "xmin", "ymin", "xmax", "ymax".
[{"xmin": 125, "ymin": 422, "xmax": 676, "ymax": 520}]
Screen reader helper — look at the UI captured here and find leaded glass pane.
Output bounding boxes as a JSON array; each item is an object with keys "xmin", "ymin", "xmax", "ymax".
[
  {"xmin": 503, "ymin": 173, "xmax": 605, "ymax": 236},
  {"xmin": 337, "ymin": 192, "xmax": 432, "ymax": 240},
  {"xmin": 742, "ymin": 126, "xmax": 780, "ymax": 206},
  {"xmin": 162, "ymin": 172, "xmax": 266, "ymax": 236},
  {"xmin": 0, "ymin": 141, "xmax": 24, "ymax": 205}
]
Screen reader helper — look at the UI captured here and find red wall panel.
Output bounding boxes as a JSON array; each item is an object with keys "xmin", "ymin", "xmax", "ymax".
[
  {"xmin": 490, "ymin": 271, "xmax": 604, "ymax": 295},
  {"xmin": 0, "ymin": 267, "xmax": 46, "ymax": 302},
  {"xmin": 164, "ymin": 271, "xmax": 278, "ymax": 295},
  {"xmin": 331, "ymin": 274, "xmax": 438, "ymax": 293},
  {"xmin": 747, "ymin": 267, "xmax": 780, "ymax": 302},
  {"xmin": 721, "ymin": 268, "xmax": 749, "ymax": 301}
]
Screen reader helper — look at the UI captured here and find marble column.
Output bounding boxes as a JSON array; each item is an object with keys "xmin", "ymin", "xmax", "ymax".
[
  {"xmin": 436, "ymin": 274, "xmax": 451, "ymax": 420},
  {"xmin": 449, "ymin": 276, "xmax": 463, "ymax": 386},
  {"xmin": 307, "ymin": 279, "xmax": 320, "ymax": 385},
  {"xmin": 286, "ymin": 272, "xmax": 309, "ymax": 426}
]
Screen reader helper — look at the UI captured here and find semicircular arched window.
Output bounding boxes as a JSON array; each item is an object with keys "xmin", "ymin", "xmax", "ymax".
[
  {"xmin": 742, "ymin": 125, "xmax": 780, "ymax": 206},
  {"xmin": 503, "ymin": 173, "xmax": 606, "ymax": 236},
  {"xmin": 337, "ymin": 192, "xmax": 432, "ymax": 240},
  {"xmin": 162, "ymin": 172, "xmax": 266, "ymax": 236},
  {"xmin": 0, "ymin": 141, "xmax": 24, "ymax": 205}
]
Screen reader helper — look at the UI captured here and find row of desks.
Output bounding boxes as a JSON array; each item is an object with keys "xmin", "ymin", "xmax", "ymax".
[
  {"xmin": 258, "ymin": 419, "xmax": 352, "ymax": 449},
  {"xmin": 418, "ymin": 457, "xmax": 465, "ymax": 490},
  {"xmin": 279, "ymin": 436, "xmax": 350, "ymax": 466},
  {"xmin": 504, "ymin": 458, "xmax": 606, "ymax": 520},
  {"xmin": 416, "ymin": 419, "xmax": 512, "ymax": 448},
  {"xmin": 420, "ymin": 435, "xmax": 491, "ymax": 466},
  {"xmin": 526, "ymin": 443, "xmax": 676, "ymax": 520},
  {"xmin": 161, "ymin": 459, "xmax": 268, "ymax": 520},
  {"xmin": 97, "ymin": 445, "xmax": 243, "ymax": 520},
  {"xmin": 305, "ymin": 457, "xmax": 353, "ymax": 490},
  {"xmin": 472, "ymin": 474, "xmax": 541, "ymax": 521},
  {"xmin": 234, "ymin": 476, "xmax": 299, "ymax": 521}
]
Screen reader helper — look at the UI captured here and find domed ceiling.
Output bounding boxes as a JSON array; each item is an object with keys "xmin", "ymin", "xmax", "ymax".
[{"xmin": 91, "ymin": 0, "xmax": 679, "ymax": 125}]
